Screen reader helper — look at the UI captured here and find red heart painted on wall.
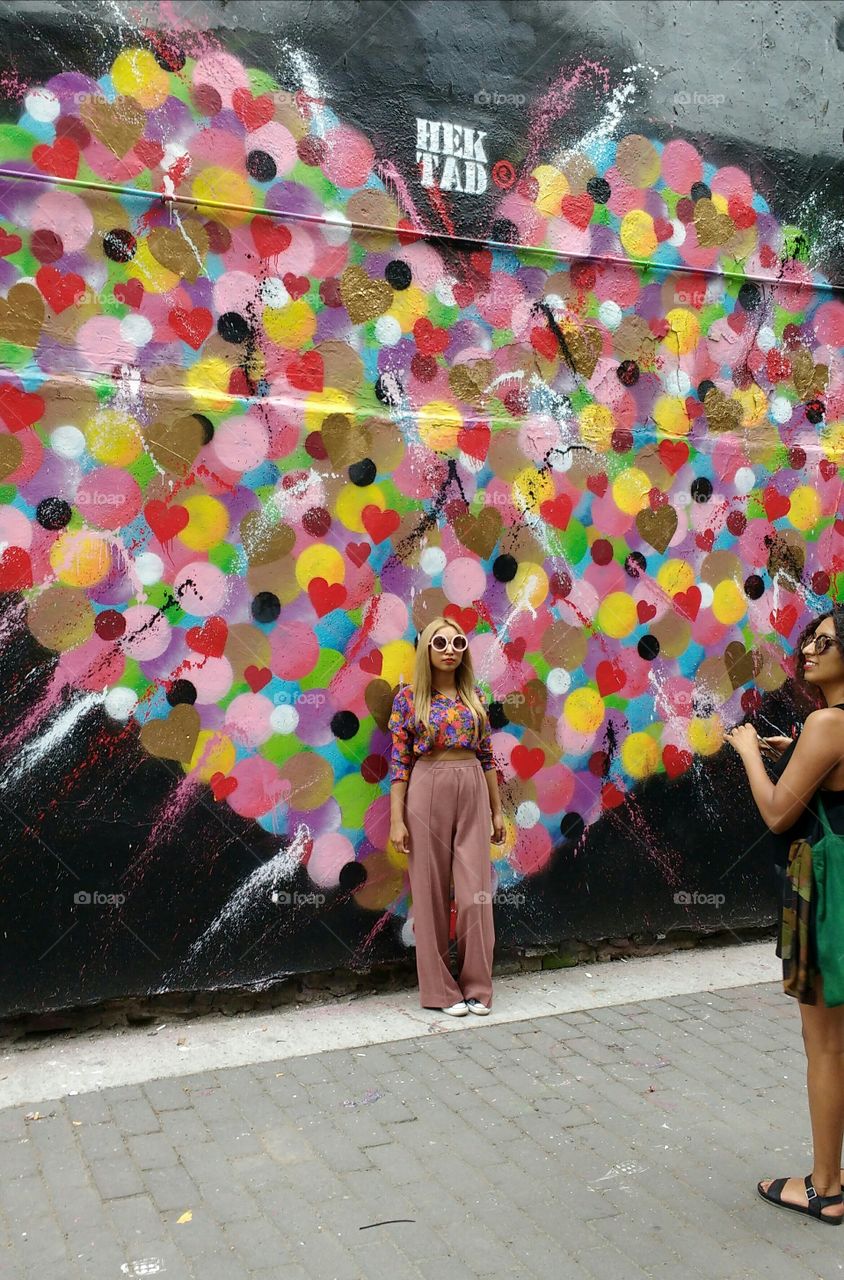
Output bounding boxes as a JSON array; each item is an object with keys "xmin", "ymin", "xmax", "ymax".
[
  {"xmin": 287, "ymin": 351, "xmax": 323, "ymax": 391},
  {"xmin": 114, "ymin": 279, "xmax": 144, "ymax": 307},
  {"xmin": 361, "ymin": 505, "xmax": 400, "ymax": 544},
  {"xmin": 359, "ymin": 651, "xmax": 382, "ymax": 676},
  {"xmin": 456, "ymin": 423, "xmax": 490, "ymax": 461},
  {"xmin": 36, "ymin": 266, "xmax": 86, "ymax": 313},
  {"xmin": 232, "ymin": 87, "xmax": 275, "ymax": 130},
  {"xmin": 0, "ymin": 229, "xmax": 22, "ymax": 257},
  {"xmin": 169, "ymin": 306, "xmax": 213, "ymax": 349},
  {"xmin": 586, "ymin": 473, "xmax": 608, "ymax": 497},
  {"xmin": 283, "ymin": 273, "xmax": 309, "ymax": 299},
  {"xmin": 658, "ymin": 440, "xmax": 688, "ymax": 473},
  {"xmin": 503, "ymin": 637, "xmax": 526, "ymax": 663},
  {"xmin": 762, "ymin": 485, "xmax": 791, "ymax": 521},
  {"xmin": 511, "ymin": 744, "xmax": 544, "ymax": 779},
  {"xmin": 674, "ymin": 586, "xmax": 701, "ymax": 621},
  {"xmin": 0, "ymin": 383, "xmax": 44, "ymax": 431},
  {"xmin": 443, "ymin": 604, "xmax": 478, "ymax": 633},
  {"xmin": 245, "ymin": 665, "xmax": 272, "ymax": 692},
  {"xmin": 637, "ymin": 600, "xmax": 657, "ymax": 624},
  {"xmin": 0, "ymin": 547, "xmax": 32, "ymax": 591},
  {"xmin": 539, "ymin": 494, "xmax": 572, "ymax": 530},
  {"xmin": 560, "ymin": 193, "xmax": 594, "ymax": 229},
  {"xmin": 308, "ymin": 577, "xmax": 347, "ymax": 616},
  {"xmin": 770, "ymin": 605, "xmax": 798, "ymax": 637},
  {"xmin": 413, "ymin": 317, "xmax": 450, "ymax": 355},
  {"xmin": 144, "ymin": 500, "xmax": 189, "ymax": 542},
  {"xmin": 663, "ymin": 745, "xmax": 692, "ymax": 779},
  {"xmin": 819, "ymin": 460, "xmax": 837, "ymax": 482},
  {"xmin": 210, "ymin": 772, "xmax": 238, "ymax": 801},
  {"xmin": 33, "ymin": 137, "xmax": 79, "ymax": 178},
  {"xmin": 596, "ymin": 660, "xmax": 626, "ymax": 696},
  {"xmin": 346, "ymin": 542, "xmax": 371, "ymax": 567},
  {"xmin": 186, "ymin": 617, "xmax": 228, "ymax": 658},
  {"xmin": 252, "ymin": 216, "xmax": 292, "ymax": 258}
]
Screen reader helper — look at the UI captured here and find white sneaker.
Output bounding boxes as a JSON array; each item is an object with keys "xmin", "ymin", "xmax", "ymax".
[
  {"xmin": 439, "ymin": 1001, "xmax": 469, "ymax": 1016},
  {"xmin": 466, "ymin": 998, "xmax": 490, "ymax": 1015}
]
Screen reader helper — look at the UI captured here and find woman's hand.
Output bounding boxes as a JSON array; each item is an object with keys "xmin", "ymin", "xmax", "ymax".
[
  {"xmin": 724, "ymin": 723, "xmax": 763, "ymax": 759},
  {"xmin": 389, "ymin": 822, "xmax": 410, "ymax": 855},
  {"xmin": 491, "ymin": 809, "xmax": 506, "ymax": 845},
  {"xmin": 758, "ymin": 734, "xmax": 793, "ymax": 760}
]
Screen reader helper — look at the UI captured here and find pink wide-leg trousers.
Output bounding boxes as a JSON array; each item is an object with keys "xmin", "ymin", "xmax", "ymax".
[{"xmin": 404, "ymin": 755, "xmax": 495, "ymax": 1008}]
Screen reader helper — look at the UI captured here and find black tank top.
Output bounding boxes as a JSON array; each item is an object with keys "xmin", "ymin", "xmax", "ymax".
[{"xmin": 767, "ymin": 702, "xmax": 844, "ymax": 867}]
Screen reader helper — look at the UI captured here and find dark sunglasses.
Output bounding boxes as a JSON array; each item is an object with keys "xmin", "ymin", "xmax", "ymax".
[
  {"xmin": 800, "ymin": 632, "xmax": 843, "ymax": 656},
  {"xmin": 430, "ymin": 634, "xmax": 468, "ymax": 652}
]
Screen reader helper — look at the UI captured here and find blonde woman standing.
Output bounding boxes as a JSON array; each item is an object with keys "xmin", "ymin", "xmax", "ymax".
[{"xmin": 389, "ymin": 617, "xmax": 505, "ymax": 1016}]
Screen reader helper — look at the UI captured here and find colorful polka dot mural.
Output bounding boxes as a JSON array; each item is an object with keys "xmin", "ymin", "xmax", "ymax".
[{"xmin": 0, "ymin": 32, "xmax": 842, "ymax": 947}]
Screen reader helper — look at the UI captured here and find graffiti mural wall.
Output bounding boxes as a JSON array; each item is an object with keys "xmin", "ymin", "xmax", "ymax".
[{"xmin": 0, "ymin": 0, "xmax": 842, "ymax": 1016}]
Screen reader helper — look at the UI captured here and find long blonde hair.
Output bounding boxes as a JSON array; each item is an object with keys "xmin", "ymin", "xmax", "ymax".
[{"xmin": 405, "ymin": 616, "xmax": 489, "ymax": 746}]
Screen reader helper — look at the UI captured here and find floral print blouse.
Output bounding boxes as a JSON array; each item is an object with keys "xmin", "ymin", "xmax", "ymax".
[{"xmin": 388, "ymin": 684, "xmax": 497, "ymax": 783}]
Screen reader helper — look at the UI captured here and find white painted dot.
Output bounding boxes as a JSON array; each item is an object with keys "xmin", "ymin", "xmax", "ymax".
[
  {"xmin": 135, "ymin": 552, "xmax": 164, "ymax": 585},
  {"xmin": 769, "ymin": 395, "xmax": 792, "ymax": 424},
  {"xmin": 756, "ymin": 325, "xmax": 777, "ymax": 352},
  {"xmin": 734, "ymin": 466, "xmax": 756, "ymax": 495},
  {"xmin": 704, "ymin": 277, "xmax": 725, "ymax": 304},
  {"xmin": 104, "ymin": 686, "xmax": 138, "ymax": 721},
  {"xmin": 270, "ymin": 704, "xmax": 299, "ymax": 735},
  {"xmin": 400, "ymin": 917, "xmax": 416, "ymax": 948},
  {"xmin": 25, "ymin": 87, "xmax": 60, "ymax": 123},
  {"xmin": 434, "ymin": 278, "xmax": 456, "ymax": 307},
  {"xmin": 260, "ymin": 277, "xmax": 290, "ymax": 307},
  {"xmin": 544, "ymin": 293, "xmax": 565, "ymax": 312},
  {"xmin": 50, "ymin": 425, "xmax": 86, "ymax": 459},
  {"xmin": 598, "ymin": 300, "xmax": 623, "ymax": 331},
  {"xmin": 663, "ymin": 369, "xmax": 691, "ymax": 397},
  {"xmin": 322, "ymin": 210, "xmax": 352, "ymax": 245},
  {"xmin": 546, "ymin": 666, "xmax": 571, "ymax": 696},
  {"xmin": 374, "ymin": 315, "xmax": 401, "ymax": 346},
  {"xmin": 669, "ymin": 219, "xmax": 686, "ymax": 247},
  {"xmin": 119, "ymin": 314, "xmax": 153, "ymax": 346},
  {"xmin": 516, "ymin": 800, "xmax": 541, "ymax": 828},
  {"xmin": 420, "ymin": 547, "xmax": 447, "ymax": 575},
  {"xmin": 698, "ymin": 582, "xmax": 714, "ymax": 608}
]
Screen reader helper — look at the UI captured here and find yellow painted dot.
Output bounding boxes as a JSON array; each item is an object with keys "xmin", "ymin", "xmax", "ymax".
[
  {"xmin": 295, "ymin": 543, "xmax": 345, "ymax": 589},
  {"xmin": 186, "ymin": 731, "xmax": 237, "ymax": 783},
  {"xmin": 612, "ymin": 467, "xmax": 651, "ymax": 515},
  {"xmin": 111, "ymin": 49, "xmax": 170, "ymax": 109},
  {"xmin": 735, "ymin": 384, "xmax": 767, "ymax": 427},
  {"xmin": 565, "ymin": 687, "xmax": 606, "ymax": 733},
  {"xmin": 335, "ymin": 482, "xmax": 388, "ymax": 533},
  {"xmin": 579, "ymin": 403, "xmax": 616, "ymax": 452},
  {"xmin": 532, "ymin": 164, "xmax": 569, "ymax": 215},
  {"xmin": 787, "ymin": 485, "xmax": 821, "ymax": 531},
  {"xmin": 664, "ymin": 308, "xmax": 700, "ymax": 356},
  {"xmin": 688, "ymin": 714, "xmax": 724, "ymax": 756},
  {"xmin": 263, "ymin": 299, "xmax": 317, "ymax": 349},
  {"xmin": 49, "ymin": 531, "xmax": 110, "ymax": 587},
  {"xmin": 85, "ymin": 409, "xmax": 142, "ymax": 465},
  {"xmin": 621, "ymin": 732, "xmax": 661, "ymax": 779},
  {"xmin": 657, "ymin": 559, "xmax": 695, "ymax": 595},
  {"xmin": 418, "ymin": 400, "xmax": 462, "ymax": 451},
  {"xmin": 386, "ymin": 284, "xmax": 428, "ymax": 330},
  {"xmin": 820, "ymin": 421, "xmax": 844, "ymax": 464},
  {"xmin": 620, "ymin": 209, "xmax": 657, "ymax": 258},
  {"xmin": 653, "ymin": 395, "xmax": 691, "ymax": 437},
  {"xmin": 129, "ymin": 237, "xmax": 179, "ymax": 294},
  {"xmin": 191, "ymin": 167, "xmax": 254, "ymax": 223},
  {"xmin": 179, "ymin": 494, "xmax": 229, "ymax": 550},
  {"xmin": 185, "ymin": 356, "xmax": 232, "ymax": 411},
  {"xmin": 506, "ymin": 562, "xmax": 548, "ymax": 610},
  {"xmin": 513, "ymin": 465, "xmax": 555, "ymax": 515},
  {"xmin": 596, "ymin": 591, "xmax": 638, "ymax": 639},
  {"xmin": 381, "ymin": 639, "xmax": 417, "ymax": 690},
  {"xmin": 711, "ymin": 192, "xmax": 729, "ymax": 214},
  {"xmin": 712, "ymin": 578, "xmax": 747, "ymax": 625}
]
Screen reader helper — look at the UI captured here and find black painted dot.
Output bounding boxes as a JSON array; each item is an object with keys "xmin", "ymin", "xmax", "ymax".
[
  {"xmin": 690, "ymin": 181, "xmax": 711, "ymax": 201},
  {"xmin": 252, "ymin": 592, "xmax": 281, "ymax": 623},
  {"xmin": 492, "ymin": 554, "xmax": 518, "ymax": 583},
  {"xmin": 246, "ymin": 149, "xmax": 277, "ymax": 182},
  {"xmin": 806, "ymin": 399, "xmax": 825, "ymax": 424},
  {"xmin": 690, "ymin": 477, "xmax": 713, "ymax": 503},
  {"xmin": 625, "ymin": 551, "xmax": 647, "ymax": 578},
  {"xmin": 637, "ymin": 634, "xmax": 660, "ymax": 661},
  {"xmin": 617, "ymin": 360, "xmax": 639, "ymax": 386},
  {"xmin": 103, "ymin": 228, "xmax": 136, "ymax": 262},
  {"xmin": 488, "ymin": 700, "xmax": 509, "ymax": 731},
  {"xmin": 37, "ymin": 497, "xmax": 71, "ymax": 530},
  {"xmin": 193, "ymin": 413, "xmax": 214, "ymax": 444},
  {"xmin": 167, "ymin": 679, "xmax": 197, "ymax": 706},
  {"xmin": 385, "ymin": 260, "xmax": 412, "ymax": 290},
  {"xmin": 560, "ymin": 812, "xmax": 584, "ymax": 843},
  {"xmin": 586, "ymin": 177, "xmax": 611, "ymax": 204},
  {"xmin": 349, "ymin": 458, "xmax": 377, "ymax": 486},
  {"xmin": 331, "ymin": 710, "xmax": 360, "ymax": 740},
  {"xmin": 338, "ymin": 860, "xmax": 367, "ymax": 892},
  {"xmin": 375, "ymin": 373, "xmax": 402, "ymax": 405},
  {"xmin": 218, "ymin": 311, "xmax": 250, "ymax": 343},
  {"xmin": 491, "ymin": 218, "xmax": 518, "ymax": 244},
  {"xmin": 744, "ymin": 574, "xmax": 765, "ymax": 600},
  {"xmin": 738, "ymin": 281, "xmax": 762, "ymax": 312},
  {"xmin": 697, "ymin": 379, "xmax": 716, "ymax": 400}
]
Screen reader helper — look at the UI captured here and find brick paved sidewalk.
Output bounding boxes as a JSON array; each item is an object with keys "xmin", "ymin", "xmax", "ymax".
[{"xmin": 2, "ymin": 980, "xmax": 843, "ymax": 1280}]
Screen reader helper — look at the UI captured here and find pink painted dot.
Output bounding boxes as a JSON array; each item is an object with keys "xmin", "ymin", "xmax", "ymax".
[
  {"xmin": 57, "ymin": 634, "xmax": 124, "ymax": 692},
  {"xmin": 181, "ymin": 655, "xmax": 234, "ymax": 703},
  {"xmin": 710, "ymin": 165, "xmax": 754, "ymax": 204},
  {"xmin": 76, "ymin": 468, "xmax": 142, "ymax": 531},
  {"xmin": 174, "ymin": 562, "xmax": 228, "ymax": 617},
  {"xmin": 269, "ymin": 621, "xmax": 319, "ymax": 679},
  {"xmin": 121, "ymin": 606, "xmax": 171, "ymax": 659},
  {"xmin": 192, "ymin": 51, "xmax": 250, "ymax": 109},
  {"xmin": 247, "ymin": 121, "xmax": 297, "ymax": 173},
  {"xmin": 594, "ymin": 263, "xmax": 640, "ymax": 307},
  {"xmin": 393, "ymin": 446, "xmax": 448, "ymax": 499},
  {"xmin": 814, "ymin": 301, "xmax": 844, "ymax": 346},
  {"xmin": 660, "ymin": 140, "xmax": 703, "ymax": 194},
  {"xmin": 227, "ymin": 757, "xmax": 291, "ymax": 819},
  {"xmin": 32, "ymin": 190, "xmax": 93, "ymax": 252},
  {"xmin": 308, "ymin": 833, "xmax": 356, "ymax": 888},
  {"xmin": 363, "ymin": 793, "xmax": 391, "ymax": 849},
  {"xmin": 322, "ymin": 127, "xmax": 375, "ymax": 188},
  {"xmin": 475, "ymin": 273, "xmax": 525, "ymax": 328},
  {"xmin": 76, "ymin": 317, "xmax": 136, "ymax": 373},
  {"xmin": 367, "ymin": 593, "xmax": 409, "ymax": 643},
  {"xmin": 442, "ymin": 556, "xmax": 487, "ymax": 606},
  {"xmin": 211, "ymin": 412, "xmax": 269, "ymax": 473},
  {"xmin": 224, "ymin": 692, "xmax": 274, "ymax": 747},
  {"xmin": 509, "ymin": 824, "xmax": 553, "ymax": 875},
  {"xmin": 0, "ymin": 505, "xmax": 33, "ymax": 550},
  {"xmin": 213, "ymin": 270, "xmax": 261, "ymax": 317},
  {"xmin": 533, "ymin": 762, "xmax": 576, "ymax": 813}
]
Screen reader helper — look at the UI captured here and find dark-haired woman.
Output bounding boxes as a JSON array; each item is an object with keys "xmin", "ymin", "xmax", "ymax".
[
  {"xmin": 388, "ymin": 616, "xmax": 505, "ymax": 1017},
  {"xmin": 726, "ymin": 606, "xmax": 844, "ymax": 1226}
]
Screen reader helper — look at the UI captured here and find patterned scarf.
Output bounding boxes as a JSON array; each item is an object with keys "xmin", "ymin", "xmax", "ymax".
[{"xmin": 779, "ymin": 835, "xmax": 817, "ymax": 1004}]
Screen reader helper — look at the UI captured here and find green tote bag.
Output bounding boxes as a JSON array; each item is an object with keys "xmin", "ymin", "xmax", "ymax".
[{"xmin": 813, "ymin": 792, "xmax": 844, "ymax": 1008}]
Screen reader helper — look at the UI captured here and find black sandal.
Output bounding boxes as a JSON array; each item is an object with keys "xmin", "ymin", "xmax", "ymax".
[{"xmin": 757, "ymin": 1173, "xmax": 843, "ymax": 1225}]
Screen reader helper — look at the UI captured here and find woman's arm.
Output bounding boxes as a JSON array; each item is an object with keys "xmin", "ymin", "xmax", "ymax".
[{"xmin": 727, "ymin": 710, "xmax": 844, "ymax": 833}]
